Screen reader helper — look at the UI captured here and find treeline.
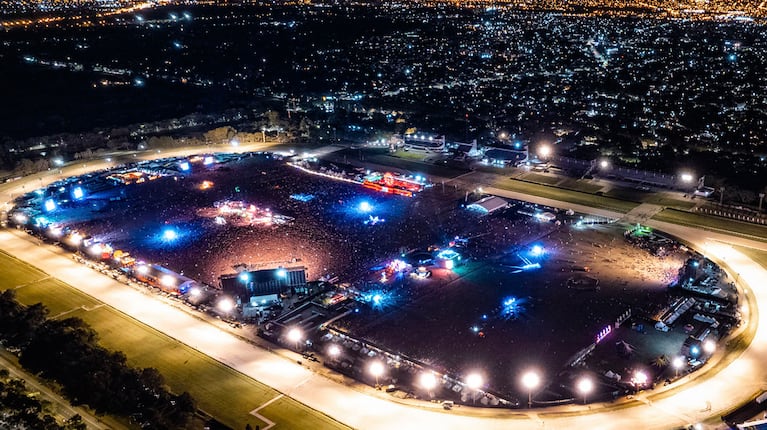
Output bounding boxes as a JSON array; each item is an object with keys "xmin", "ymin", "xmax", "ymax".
[
  {"xmin": 0, "ymin": 290, "xmax": 196, "ymax": 429},
  {"xmin": 0, "ymin": 368, "xmax": 87, "ymax": 430}
]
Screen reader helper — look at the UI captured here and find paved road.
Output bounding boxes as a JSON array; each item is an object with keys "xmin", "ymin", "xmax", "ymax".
[{"xmin": 1, "ymin": 147, "xmax": 766, "ymax": 429}]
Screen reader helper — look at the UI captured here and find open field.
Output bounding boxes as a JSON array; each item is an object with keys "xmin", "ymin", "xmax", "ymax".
[
  {"xmin": 519, "ymin": 172, "xmax": 561, "ymax": 186},
  {"xmin": 488, "ymin": 176, "xmax": 639, "ymax": 213},
  {"xmin": 0, "ymin": 250, "xmax": 351, "ymax": 430},
  {"xmin": 639, "ymin": 195, "xmax": 698, "ymax": 210},
  {"xmin": 652, "ymin": 209, "xmax": 767, "ymax": 241},
  {"xmin": 363, "ymin": 152, "xmax": 470, "ymax": 178},
  {"xmin": 556, "ymin": 177, "xmax": 604, "ymax": 193}
]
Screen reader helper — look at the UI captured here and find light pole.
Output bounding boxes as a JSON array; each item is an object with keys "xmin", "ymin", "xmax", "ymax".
[
  {"xmin": 703, "ymin": 339, "xmax": 716, "ymax": 355},
  {"xmin": 465, "ymin": 373, "xmax": 483, "ymax": 405},
  {"xmin": 327, "ymin": 344, "xmax": 340, "ymax": 361},
  {"xmin": 522, "ymin": 371, "xmax": 540, "ymax": 408},
  {"xmin": 369, "ymin": 361, "xmax": 384, "ymax": 388},
  {"xmin": 633, "ymin": 370, "xmax": 648, "ymax": 390},
  {"xmin": 420, "ymin": 371, "xmax": 438, "ymax": 398},
  {"xmin": 672, "ymin": 356, "xmax": 684, "ymax": 377},
  {"xmin": 287, "ymin": 327, "xmax": 303, "ymax": 352},
  {"xmin": 537, "ymin": 144, "xmax": 552, "ymax": 160},
  {"xmin": 577, "ymin": 377, "xmax": 593, "ymax": 404}
]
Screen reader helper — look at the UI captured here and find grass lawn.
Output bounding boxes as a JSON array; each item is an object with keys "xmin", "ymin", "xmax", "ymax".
[
  {"xmin": 489, "ymin": 176, "xmax": 639, "ymax": 213},
  {"xmin": 0, "ymin": 251, "xmax": 351, "ymax": 430},
  {"xmin": 652, "ymin": 209, "xmax": 767, "ymax": 241},
  {"xmin": 639, "ymin": 194, "xmax": 697, "ymax": 210},
  {"xmin": 389, "ymin": 149, "xmax": 431, "ymax": 161},
  {"xmin": 366, "ymin": 153, "xmax": 469, "ymax": 178},
  {"xmin": 556, "ymin": 177, "xmax": 604, "ymax": 194},
  {"xmin": 520, "ymin": 172, "xmax": 560, "ymax": 185},
  {"xmin": 14, "ymin": 278, "xmax": 101, "ymax": 317}
]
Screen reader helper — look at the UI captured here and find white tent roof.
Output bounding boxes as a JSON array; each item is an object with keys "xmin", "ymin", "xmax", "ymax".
[{"xmin": 468, "ymin": 196, "xmax": 508, "ymax": 214}]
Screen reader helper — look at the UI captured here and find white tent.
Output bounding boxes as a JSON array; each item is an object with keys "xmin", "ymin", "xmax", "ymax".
[{"xmin": 467, "ymin": 196, "xmax": 508, "ymax": 215}]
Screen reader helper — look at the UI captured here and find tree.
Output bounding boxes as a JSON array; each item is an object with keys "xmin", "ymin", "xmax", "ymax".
[
  {"xmin": 63, "ymin": 414, "xmax": 87, "ymax": 430},
  {"xmin": 266, "ymin": 110, "xmax": 282, "ymax": 128},
  {"xmin": 204, "ymin": 126, "xmax": 236, "ymax": 145},
  {"xmin": 14, "ymin": 158, "xmax": 34, "ymax": 175}
]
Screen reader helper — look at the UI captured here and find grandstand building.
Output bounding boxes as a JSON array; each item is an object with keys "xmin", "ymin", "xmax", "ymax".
[
  {"xmin": 220, "ymin": 266, "xmax": 307, "ymax": 302},
  {"xmin": 401, "ymin": 133, "xmax": 446, "ymax": 153}
]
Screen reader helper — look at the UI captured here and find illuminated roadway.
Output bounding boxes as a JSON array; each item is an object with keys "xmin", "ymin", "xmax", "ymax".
[{"xmin": 1, "ymin": 147, "xmax": 766, "ymax": 429}]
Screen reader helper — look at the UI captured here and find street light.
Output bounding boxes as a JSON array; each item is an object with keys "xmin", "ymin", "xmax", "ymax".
[
  {"xmin": 703, "ymin": 339, "xmax": 716, "ymax": 354},
  {"xmin": 633, "ymin": 370, "xmax": 648, "ymax": 388},
  {"xmin": 537, "ymin": 144, "xmax": 552, "ymax": 159},
  {"xmin": 420, "ymin": 371, "xmax": 438, "ymax": 397},
  {"xmin": 672, "ymin": 356, "xmax": 685, "ymax": 377},
  {"xmin": 217, "ymin": 297, "xmax": 234, "ymax": 313},
  {"xmin": 327, "ymin": 344, "xmax": 341, "ymax": 359},
  {"xmin": 577, "ymin": 377, "xmax": 593, "ymax": 404},
  {"xmin": 599, "ymin": 159, "xmax": 610, "ymax": 169},
  {"xmin": 465, "ymin": 373, "xmax": 483, "ymax": 405},
  {"xmin": 287, "ymin": 327, "xmax": 303, "ymax": 351},
  {"xmin": 369, "ymin": 361, "xmax": 385, "ymax": 388},
  {"xmin": 521, "ymin": 371, "xmax": 540, "ymax": 408},
  {"xmin": 680, "ymin": 173, "xmax": 694, "ymax": 183}
]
